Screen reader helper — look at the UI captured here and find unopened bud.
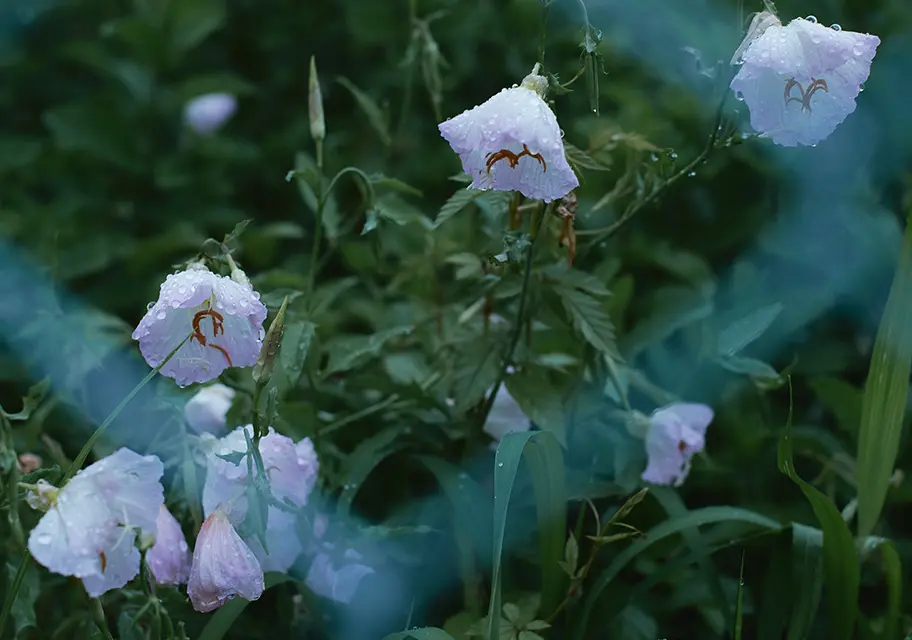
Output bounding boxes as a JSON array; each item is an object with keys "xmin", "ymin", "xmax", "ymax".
[
  {"xmin": 309, "ymin": 56, "xmax": 326, "ymax": 143},
  {"xmin": 252, "ymin": 296, "xmax": 289, "ymax": 386}
]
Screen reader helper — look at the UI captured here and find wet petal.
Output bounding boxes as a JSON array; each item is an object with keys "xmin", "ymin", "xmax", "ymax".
[
  {"xmin": 148, "ymin": 505, "xmax": 192, "ymax": 586},
  {"xmin": 185, "ymin": 383, "xmax": 236, "ymax": 434},
  {"xmin": 81, "ymin": 528, "xmax": 141, "ymax": 597},
  {"xmin": 641, "ymin": 403, "xmax": 713, "ymax": 486}
]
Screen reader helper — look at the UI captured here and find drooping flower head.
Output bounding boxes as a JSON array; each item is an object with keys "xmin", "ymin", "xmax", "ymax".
[
  {"xmin": 27, "ymin": 448, "xmax": 164, "ymax": 597},
  {"xmin": 132, "ymin": 265, "xmax": 268, "ymax": 387},
  {"xmin": 185, "ymin": 383, "xmax": 236, "ymax": 434},
  {"xmin": 438, "ymin": 66, "xmax": 579, "ymax": 202},
  {"xmin": 730, "ymin": 15, "xmax": 880, "ymax": 146},
  {"xmin": 147, "ymin": 505, "xmax": 192, "ymax": 586},
  {"xmin": 183, "ymin": 93, "xmax": 237, "ymax": 135},
  {"xmin": 641, "ymin": 403, "xmax": 713, "ymax": 486},
  {"xmin": 188, "ymin": 508, "xmax": 264, "ymax": 612},
  {"xmin": 305, "ymin": 550, "xmax": 375, "ymax": 604},
  {"xmin": 202, "ymin": 425, "xmax": 319, "ymax": 572}
]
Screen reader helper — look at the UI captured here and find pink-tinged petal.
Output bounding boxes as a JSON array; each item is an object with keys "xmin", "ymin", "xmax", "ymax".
[
  {"xmin": 81, "ymin": 528, "xmax": 141, "ymax": 597},
  {"xmin": 305, "ymin": 552, "xmax": 374, "ymax": 604},
  {"xmin": 188, "ymin": 509, "xmax": 264, "ymax": 612},
  {"xmin": 731, "ymin": 18, "xmax": 880, "ymax": 147},
  {"xmin": 483, "ymin": 385, "xmax": 530, "ymax": 443},
  {"xmin": 148, "ymin": 506, "xmax": 192, "ymax": 586},
  {"xmin": 132, "ymin": 267, "xmax": 268, "ymax": 387},
  {"xmin": 641, "ymin": 403, "xmax": 713, "ymax": 486},
  {"xmin": 183, "ymin": 93, "xmax": 237, "ymax": 135},
  {"xmin": 184, "ymin": 383, "xmax": 235, "ymax": 434},
  {"xmin": 438, "ymin": 74, "xmax": 579, "ymax": 203},
  {"xmin": 76, "ymin": 448, "xmax": 164, "ymax": 535}
]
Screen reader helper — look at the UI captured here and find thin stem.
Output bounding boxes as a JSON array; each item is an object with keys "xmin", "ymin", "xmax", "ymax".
[
  {"xmin": 91, "ymin": 598, "xmax": 115, "ymax": 640},
  {"xmin": 0, "ymin": 555, "xmax": 29, "ymax": 635},
  {"xmin": 62, "ymin": 334, "xmax": 190, "ymax": 484},
  {"xmin": 577, "ymin": 90, "xmax": 729, "ymax": 241},
  {"xmin": 477, "ymin": 203, "xmax": 551, "ymax": 429},
  {"xmin": 320, "ymin": 394, "xmax": 402, "ymax": 436}
]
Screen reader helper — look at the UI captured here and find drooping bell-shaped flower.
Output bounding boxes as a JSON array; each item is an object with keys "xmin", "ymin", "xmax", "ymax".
[
  {"xmin": 187, "ymin": 508, "xmax": 264, "ymax": 612},
  {"xmin": 147, "ymin": 505, "xmax": 192, "ymax": 586},
  {"xmin": 641, "ymin": 403, "xmax": 714, "ymax": 486},
  {"xmin": 438, "ymin": 67, "xmax": 579, "ymax": 202},
  {"xmin": 184, "ymin": 383, "xmax": 236, "ymax": 434},
  {"xmin": 183, "ymin": 93, "xmax": 237, "ymax": 135},
  {"xmin": 305, "ymin": 550, "xmax": 375, "ymax": 604},
  {"xmin": 132, "ymin": 265, "xmax": 268, "ymax": 387},
  {"xmin": 483, "ymin": 385, "xmax": 530, "ymax": 444},
  {"xmin": 27, "ymin": 448, "xmax": 164, "ymax": 597},
  {"xmin": 201, "ymin": 425, "xmax": 319, "ymax": 572},
  {"xmin": 730, "ymin": 16, "xmax": 880, "ymax": 146}
]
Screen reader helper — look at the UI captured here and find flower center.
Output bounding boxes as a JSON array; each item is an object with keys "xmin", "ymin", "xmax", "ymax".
[
  {"xmin": 783, "ymin": 77, "xmax": 829, "ymax": 113},
  {"xmin": 190, "ymin": 299, "xmax": 233, "ymax": 366},
  {"xmin": 485, "ymin": 143, "xmax": 547, "ymax": 173}
]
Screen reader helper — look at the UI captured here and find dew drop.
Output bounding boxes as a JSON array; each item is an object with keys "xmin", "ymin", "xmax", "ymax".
[
  {"xmin": 805, "ymin": 15, "xmax": 817, "ymax": 23},
  {"xmin": 670, "ymin": 152, "xmax": 678, "ymax": 159},
  {"xmin": 35, "ymin": 532, "xmax": 52, "ymax": 544},
  {"xmin": 859, "ymin": 82, "xmax": 866, "ymax": 92},
  {"xmin": 156, "ymin": 311, "xmax": 167, "ymax": 320},
  {"xmin": 735, "ymin": 91, "xmax": 744, "ymax": 101},
  {"xmin": 687, "ymin": 171, "xmax": 696, "ymax": 177},
  {"xmin": 497, "ymin": 462, "xmax": 504, "ymax": 468},
  {"xmin": 178, "ymin": 286, "xmax": 187, "ymax": 294},
  {"xmin": 170, "ymin": 300, "xmax": 180, "ymax": 309},
  {"xmin": 146, "ymin": 301, "xmax": 155, "ymax": 311},
  {"xmin": 830, "ymin": 23, "xmax": 842, "ymax": 31}
]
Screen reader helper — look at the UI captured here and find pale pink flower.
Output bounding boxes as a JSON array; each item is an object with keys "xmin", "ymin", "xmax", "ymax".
[
  {"xmin": 147, "ymin": 506, "xmax": 191, "ymax": 586},
  {"xmin": 188, "ymin": 508, "xmax": 264, "ymax": 612},
  {"xmin": 184, "ymin": 383, "xmax": 235, "ymax": 434},
  {"xmin": 438, "ymin": 70, "xmax": 579, "ymax": 203},
  {"xmin": 483, "ymin": 385, "xmax": 530, "ymax": 444},
  {"xmin": 132, "ymin": 266, "xmax": 267, "ymax": 387},
  {"xmin": 730, "ymin": 16, "xmax": 880, "ymax": 146},
  {"xmin": 305, "ymin": 550, "xmax": 374, "ymax": 604},
  {"xmin": 641, "ymin": 403, "xmax": 714, "ymax": 486},
  {"xmin": 202, "ymin": 425, "xmax": 319, "ymax": 572},
  {"xmin": 27, "ymin": 448, "xmax": 164, "ymax": 597},
  {"xmin": 183, "ymin": 93, "xmax": 237, "ymax": 135}
]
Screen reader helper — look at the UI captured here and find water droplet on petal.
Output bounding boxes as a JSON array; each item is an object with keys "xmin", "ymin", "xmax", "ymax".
[
  {"xmin": 830, "ymin": 23, "xmax": 842, "ymax": 31},
  {"xmin": 735, "ymin": 91, "xmax": 744, "ymax": 101},
  {"xmin": 805, "ymin": 15, "xmax": 817, "ymax": 23},
  {"xmin": 146, "ymin": 302, "xmax": 155, "ymax": 311},
  {"xmin": 156, "ymin": 311, "xmax": 167, "ymax": 320},
  {"xmin": 170, "ymin": 300, "xmax": 180, "ymax": 309},
  {"xmin": 859, "ymin": 82, "xmax": 866, "ymax": 92}
]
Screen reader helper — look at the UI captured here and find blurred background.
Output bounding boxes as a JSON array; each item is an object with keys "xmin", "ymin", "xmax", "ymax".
[{"xmin": 1, "ymin": 0, "xmax": 912, "ymax": 638}]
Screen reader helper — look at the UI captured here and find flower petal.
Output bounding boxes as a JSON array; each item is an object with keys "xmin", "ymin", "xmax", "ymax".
[
  {"xmin": 184, "ymin": 383, "xmax": 235, "ymax": 434},
  {"xmin": 76, "ymin": 448, "xmax": 164, "ymax": 535},
  {"xmin": 81, "ymin": 528, "xmax": 141, "ymax": 597},
  {"xmin": 148, "ymin": 505, "xmax": 192, "ymax": 586}
]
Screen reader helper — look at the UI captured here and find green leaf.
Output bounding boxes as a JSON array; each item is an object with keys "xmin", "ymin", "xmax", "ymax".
[
  {"xmin": 717, "ymin": 355, "xmax": 782, "ymax": 384},
  {"xmin": 856, "ymin": 215, "xmax": 912, "ymax": 538},
  {"xmin": 371, "ymin": 194, "xmax": 431, "ymax": 228},
  {"xmin": 556, "ymin": 286, "xmax": 618, "ymax": 358},
  {"xmin": 717, "ymin": 302, "xmax": 783, "ymax": 356},
  {"xmin": 575, "ymin": 507, "xmax": 782, "ymax": 637},
  {"xmin": 293, "ymin": 151, "xmax": 342, "ymax": 240},
  {"xmin": 807, "ymin": 377, "xmax": 862, "ymax": 436},
  {"xmin": 787, "ymin": 524, "xmax": 824, "ymax": 640},
  {"xmin": 0, "ymin": 137, "xmax": 41, "ymax": 173},
  {"xmin": 198, "ymin": 573, "xmax": 291, "ymax": 640},
  {"xmin": 279, "ymin": 320, "xmax": 316, "ymax": 386},
  {"xmin": 486, "ymin": 431, "xmax": 565, "ymax": 640},
  {"xmin": 323, "ymin": 326, "xmax": 413, "ymax": 376},
  {"xmin": 19, "ymin": 465, "xmax": 61, "ymax": 485},
  {"xmin": 2, "ymin": 378, "xmax": 50, "ymax": 421},
  {"xmin": 369, "ymin": 173, "xmax": 423, "ymax": 197},
  {"xmin": 6, "ymin": 557, "xmax": 38, "ymax": 635},
  {"xmin": 383, "ymin": 629, "xmax": 456, "ymax": 640},
  {"xmin": 166, "ymin": 0, "xmax": 225, "ymax": 56},
  {"xmin": 875, "ymin": 539, "xmax": 902, "ymax": 640},
  {"xmin": 336, "ymin": 76, "xmax": 391, "ymax": 146},
  {"xmin": 451, "ymin": 338, "xmax": 502, "ymax": 414},
  {"xmin": 435, "ymin": 188, "xmax": 486, "ymax": 228},
  {"xmin": 779, "ymin": 409, "xmax": 859, "ymax": 639},
  {"xmin": 504, "ymin": 370, "xmax": 566, "ymax": 447},
  {"xmin": 733, "ymin": 552, "xmax": 745, "ymax": 640},
  {"xmin": 337, "ymin": 426, "xmax": 411, "ymax": 517}
]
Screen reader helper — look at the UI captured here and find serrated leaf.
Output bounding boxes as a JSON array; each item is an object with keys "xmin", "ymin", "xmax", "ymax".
[
  {"xmin": 323, "ymin": 326, "xmax": 413, "ymax": 376},
  {"xmin": 556, "ymin": 286, "xmax": 618, "ymax": 358},
  {"xmin": 563, "ymin": 142, "xmax": 611, "ymax": 172},
  {"xmin": 336, "ymin": 76, "xmax": 391, "ymax": 146},
  {"xmin": 717, "ymin": 302, "xmax": 783, "ymax": 356},
  {"xmin": 563, "ymin": 534, "xmax": 579, "ymax": 576},
  {"xmin": 435, "ymin": 188, "xmax": 485, "ymax": 228},
  {"xmin": 452, "ymin": 338, "xmax": 502, "ymax": 414}
]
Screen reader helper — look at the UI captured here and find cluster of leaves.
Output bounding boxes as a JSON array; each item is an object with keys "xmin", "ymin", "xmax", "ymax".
[{"xmin": 1, "ymin": 0, "xmax": 912, "ymax": 639}]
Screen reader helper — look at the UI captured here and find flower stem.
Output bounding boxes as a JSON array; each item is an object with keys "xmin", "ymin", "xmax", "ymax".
[
  {"xmin": 91, "ymin": 598, "xmax": 115, "ymax": 640},
  {"xmin": 62, "ymin": 334, "xmax": 190, "ymax": 484},
  {"xmin": 476, "ymin": 202, "xmax": 551, "ymax": 429},
  {"xmin": 576, "ymin": 89, "xmax": 730, "ymax": 241},
  {"xmin": 0, "ymin": 555, "xmax": 29, "ymax": 635}
]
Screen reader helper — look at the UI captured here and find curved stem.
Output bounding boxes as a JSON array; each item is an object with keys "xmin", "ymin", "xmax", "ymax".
[
  {"xmin": 307, "ymin": 166, "xmax": 375, "ymax": 295},
  {"xmin": 577, "ymin": 90, "xmax": 729, "ymax": 241},
  {"xmin": 63, "ymin": 334, "xmax": 190, "ymax": 484}
]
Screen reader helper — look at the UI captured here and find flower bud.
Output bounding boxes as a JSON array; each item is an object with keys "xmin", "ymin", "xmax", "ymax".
[
  {"xmin": 183, "ymin": 93, "xmax": 237, "ymax": 135},
  {"xmin": 24, "ymin": 479, "xmax": 57, "ymax": 511},
  {"xmin": 252, "ymin": 296, "xmax": 288, "ymax": 387},
  {"xmin": 184, "ymin": 383, "xmax": 235, "ymax": 435},
  {"xmin": 148, "ymin": 506, "xmax": 191, "ymax": 586},
  {"xmin": 309, "ymin": 57, "xmax": 326, "ymax": 143},
  {"xmin": 17, "ymin": 453, "xmax": 42, "ymax": 475},
  {"xmin": 188, "ymin": 508, "xmax": 264, "ymax": 612}
]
